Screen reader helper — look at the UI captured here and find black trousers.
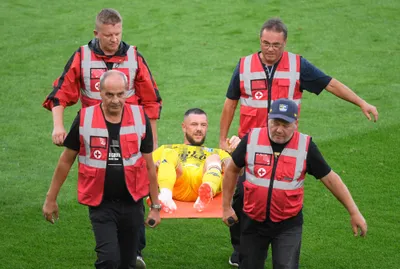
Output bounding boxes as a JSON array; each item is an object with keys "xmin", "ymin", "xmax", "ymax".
[
  {"xmin": 89, "ymin": 200, "xmax": 144, "ymax": 269},
  {"xmin": 229, "ymin": 173, "xmax": 246, "ymax": 252},
  {"xmin": 138, "ymin": 202, "xmax": 146, "ymax": 253},
  {"xmin": 240, "ymin": 222, "xmax": 302, "ymax": 269}
]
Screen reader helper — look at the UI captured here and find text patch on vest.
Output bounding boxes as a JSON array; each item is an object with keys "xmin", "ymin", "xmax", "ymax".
[
  {"xmin": 90, "ymin": 136, "xmax": 108, "ymax": 149},
  {"xmin": 90, "ymin": 68, "xmax": 107, "ymax": 91},
  {"xmin": 254, "ymin": 152, "xmax": 272, "ymax": 166},
  {"xmin": 250, "ymin": 79, "xmax": 268, "ymax": 100},
  {"xmin": 251, "ymin": 79, "xmax": 267, "ymax": 90}
]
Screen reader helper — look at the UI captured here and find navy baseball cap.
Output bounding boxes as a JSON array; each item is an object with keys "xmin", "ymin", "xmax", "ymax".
[{"xmin": 268, "ymin": 98, "xmax": 298, "ymax": 123}]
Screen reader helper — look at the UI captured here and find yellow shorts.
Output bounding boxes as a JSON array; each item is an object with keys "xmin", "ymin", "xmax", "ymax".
[
  {"xmin": 172, "ymin": 165, "xmax": 204, "ymax": 202},
  {"xmin": 172, "ymin": 164, "xmax": 223, "ymax": 202}
]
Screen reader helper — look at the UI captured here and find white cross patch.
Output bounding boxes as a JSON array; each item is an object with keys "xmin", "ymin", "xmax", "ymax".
[
  {"xmin": 94, "ymin": 150, "xmax": 102, "ymax": 159},
  {"xmin": 255, "ymin": 91, "xmax": 263, "ymax": 100},
  {"xmin": 257, "ymin": 168, "xmax": 266, "ymax": 177}
]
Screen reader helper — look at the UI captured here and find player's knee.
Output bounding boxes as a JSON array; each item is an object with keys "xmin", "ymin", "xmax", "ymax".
[{"xmin": 206, "ymin": 154, "xmax": 221, "ymax": 163}]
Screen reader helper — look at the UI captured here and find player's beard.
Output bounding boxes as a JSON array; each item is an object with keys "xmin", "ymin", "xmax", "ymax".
[{"xmin": 186, "ymin": 133, "xmax": 206, "ymax": 146}]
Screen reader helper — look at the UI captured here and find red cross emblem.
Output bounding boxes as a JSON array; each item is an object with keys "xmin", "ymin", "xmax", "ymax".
[
  {"xmin": 93, "ymin": 150, "xmax": 102, "ymax": 159},
  {"xmin": 257, "ymin": 168, "xmax": 266, "ymax": 177}
]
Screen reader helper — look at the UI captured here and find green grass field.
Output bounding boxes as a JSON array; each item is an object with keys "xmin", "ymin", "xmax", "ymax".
[{"xmin": 1, "ymin": 0, "xmax": 399, "ymax": 268}]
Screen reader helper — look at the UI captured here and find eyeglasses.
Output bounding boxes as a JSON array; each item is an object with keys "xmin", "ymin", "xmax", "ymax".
[{"xmin": 262, "ymin": 42, "xmax": 283, "ymax": 50}]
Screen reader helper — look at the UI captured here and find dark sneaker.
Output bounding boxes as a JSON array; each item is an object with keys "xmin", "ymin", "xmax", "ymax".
[
  {"xmin": 229, "ymin": 251, "xmax": 239, "ymax": 267},
  {"xmin": 136, "ymin": 255, "xmax": 146, "ymax": 269}
]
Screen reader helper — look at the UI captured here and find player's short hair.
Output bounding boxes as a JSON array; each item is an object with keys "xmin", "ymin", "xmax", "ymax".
[
  {"xmin": 99, "ymin": 70, "xmax": 128, "ymax": 91},
  {"xmin": 260, "ymin": 18, "xmax": 288, "ymax": 40},
  {"xmin": 184, "ymin": 108, "xmax": 207, "ymax": 118},
  {"xmin": 95, "ymin": 8, "xmax": 122, "ymax": 29}
]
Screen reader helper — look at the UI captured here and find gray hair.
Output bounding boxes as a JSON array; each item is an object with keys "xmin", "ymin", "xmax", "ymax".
[{"xmin": 260, "ymin": 18, "xmax": 288, "ymax": 40}]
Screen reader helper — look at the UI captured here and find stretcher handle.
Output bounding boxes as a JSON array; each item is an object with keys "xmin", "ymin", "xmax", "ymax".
[
  {"xmin": 148, "ymin": 219, "xmax": 156, "ymax": 227},
  {"xmin": 228, "ymin": 217, "xmax": 236, "ymax": 226}
]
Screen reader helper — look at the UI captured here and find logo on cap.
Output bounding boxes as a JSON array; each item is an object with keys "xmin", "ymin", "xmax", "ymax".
[{"xmin": 279, "ymin": 104, "xmax": 288, "ymax": 112}]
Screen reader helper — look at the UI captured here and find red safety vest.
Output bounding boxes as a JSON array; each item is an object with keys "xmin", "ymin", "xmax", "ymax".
[
  {"xmin": 238, "ymin": 51, "xmax": 302, "ymax": 138},
  {"xmin": 244, "ymin": 128, "xmax": 310, "ymax": 222},
  {"xmin": 80, "ymin": 45, "xmax": 138, "ymax": 107},
  {"xmin": 78, "ymin": 103, "xmax": 149, "ymax": 206}
]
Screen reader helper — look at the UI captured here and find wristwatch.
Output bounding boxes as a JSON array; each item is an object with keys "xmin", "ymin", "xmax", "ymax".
[{"xmin": 150, "ymin": 204, "xmax": 162, "ymax": 211}]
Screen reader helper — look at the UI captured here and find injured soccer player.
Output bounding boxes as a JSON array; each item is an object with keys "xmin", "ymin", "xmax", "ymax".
[{"xmin": 152, "ymin": 108, "xmax": 240, "ymax": 213}]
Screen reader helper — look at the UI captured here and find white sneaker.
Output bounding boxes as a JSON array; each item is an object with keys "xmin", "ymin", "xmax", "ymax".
[
  {"xmin": 136, "ymin": 255, "xmax": 146, "ymax": 269},
  {"xmin": 159, "ymin": 188, "xmax": 177, "ymax": 213},
  {"xmin": 193, "ymin": 183, "xmax": 213, "ymax": 212}
]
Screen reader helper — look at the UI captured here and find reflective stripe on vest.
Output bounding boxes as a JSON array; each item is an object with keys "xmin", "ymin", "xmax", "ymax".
[
  {"xmin": 78, "ymin": 105, "xmax": 146, "ymax": 168},
  {"xmin": 239, "ymin": 52, "xmax": 300, "ymax": 108},
  {"xmin": 246, "ymin": 128, "xmax": 308, "ymax": 190},
  {"xmin": 240, "ymin": 98, "xmax": 301, "ymax": 108},
  {"xmin": 80, "ymin": 45, "xmax": 137, "ymax": 100}
]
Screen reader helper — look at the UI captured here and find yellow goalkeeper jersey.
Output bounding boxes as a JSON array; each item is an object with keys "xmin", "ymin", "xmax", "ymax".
[
  {"xmin": 152, "ymin": 144, "xmax": 231, "ymax": 201},
  {"xmin": 153, "ymin": 144, "xmax": 231, "ymax": 169}
]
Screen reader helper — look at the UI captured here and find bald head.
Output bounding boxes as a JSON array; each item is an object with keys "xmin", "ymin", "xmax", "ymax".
[
  {"xmin": 99, "ymin": 70, "xmax": 128, "ymax": 117},
  {"xmin": 99, "ymin": 70, "xmax": 128, "ymax": 91}
]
